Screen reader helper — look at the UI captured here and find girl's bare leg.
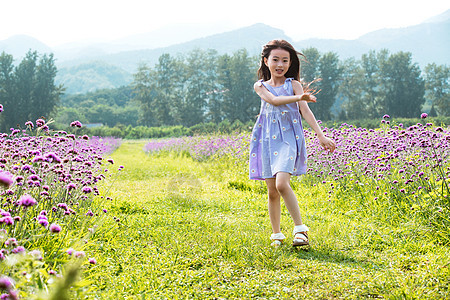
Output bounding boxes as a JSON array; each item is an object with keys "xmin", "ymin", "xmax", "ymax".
[
  {"xmin": 265, "ymin": 178, "xmax": 282, "ymax": 234},
  {"xmin": 275, "ymin": 172, "xmax": 303, "ymax": 226}
]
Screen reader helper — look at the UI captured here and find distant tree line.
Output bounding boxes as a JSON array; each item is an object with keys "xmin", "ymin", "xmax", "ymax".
[
  {"xmin": 338, "ymin": 50, "xmax": 448, "ymax": 119},
  {"xmin": 131, "ymin": 47, "xmax": 448, "ymax": 126},
  {"xmin": 0, "ymin": 51, "xmax": 63, "ymax": 131},
  {"xmin": 133, "ymin": 49, "xmax": 258, "ymax": 127},
  {"xmin": 0, "ymin": 48, "xmax": 448, "ymax": 131},
  {"xmin": 55, "ymin": 85, "xmax": 138, "ymax": 127}
]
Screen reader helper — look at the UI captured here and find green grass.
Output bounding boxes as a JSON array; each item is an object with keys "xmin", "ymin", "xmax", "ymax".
[{"xmin": 79, "ymin": 140, "xmax": 449, "ymax": 299}]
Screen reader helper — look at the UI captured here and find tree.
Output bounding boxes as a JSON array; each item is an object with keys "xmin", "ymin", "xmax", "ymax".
[
  {"xmin": 54, "ymin": 107, "xmax": 88, "ymax": 126},
  {"xmin": 11, "ymin": 51, "xmax": 37, "ymax": 128},
  {"xmin": 0, "ymin": 50, "xmax": 62, "ymax": 131},
  {"xmin": 361, "ymin": 50, "xmax": 382, "ymax": 118},
  {"xmin": 380, "ymin": 51, "xmax": 424, "ymax": 117},
  {"xmin": 339, "ymin": 58, "xmax": 367, "ymax": 119},
  {"xmin": 219, "ymin": 49, "xmax": 258, "ymax": 123},
  {"xmin": 424, "ymin": 63, "xmax": 449, "ymax": 116},
  {"xmin": 203, "ymin": 50, "xmax": 223, "ymax": 124},
  {"xmin": 84, "ymin": 104, "xmax": 115, "ymax": 127},
  {"xmin": 153, "ymin": 54, "xmax": 184, "ymax": 126},
  {"xmin": 31, "ymin": 53, "xmax": 64, "ymax": 122},
  {"xmin": 309, "ymin": 52, "xmax": 342, "ymax": 120},
  {"xmin": 182, "ymin": 49, "xmax": 218, "ymax": 126},
  {"xmin": 301, "ymin": 47, "xmax": 320, "ymax": 83},
  {"xmin": 0, "ymin": 52, "xmax": 14, "ymax": 130},
  {"xmin": 132, "ymin": 63, "xmax": 156, "ymax": 127}
]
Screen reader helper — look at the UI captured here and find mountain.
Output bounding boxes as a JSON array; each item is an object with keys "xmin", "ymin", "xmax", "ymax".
[
  {"xmin": 53, "ymin": 22, "xmax": 237, "ymax": 61},
  {"xmin": 1, "ymin": 9, "xmax": 448, "ymax": 94},
  {"xmin": 424, "ymin": 8, "xmax": 450, "ymax": 23},
  {"xmin": 57, "ymin": 23, "xmax": 290, "ymax": 72},
  {"xmin": 355, "ymin": 17, "xmax": 449, "ymax": 66},
  {"xmin": 0, "ymin": 35, "xmax": 52, "ymax": 58},
  {"xmin": 57, "ymin": 61, "xmax": 132, "ymax": 94},
  {"xmin": 295, "ymin": 9, "xmax": 450, "ymax": 66}
]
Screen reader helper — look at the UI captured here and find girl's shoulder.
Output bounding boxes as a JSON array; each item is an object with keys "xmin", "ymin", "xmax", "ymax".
[
  {"xmin": 287, "ymin": 78, "xmax": 299, "ymax": 84},
  {"xmin": 254, "ymin": 79, "xmax": 264, "ymax": 91},
  {"xmin": 290, "ymin": 79, "xmax": 303, "ymax": 91}
]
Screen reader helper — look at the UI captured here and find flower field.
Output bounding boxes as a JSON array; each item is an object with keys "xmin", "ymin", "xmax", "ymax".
[
  {"xmin": 144, "ymin": 115, "xmax": 450, "ymax": 244},
  {"xmin": 0, "ymin": 119, "xmax": 122, "ymax": 299},
  {"xmin": 1, "ymin": 113, "xmax": 449, "ymax": 298}
]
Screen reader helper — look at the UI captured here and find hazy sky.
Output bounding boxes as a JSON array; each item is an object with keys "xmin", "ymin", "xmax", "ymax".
[{"xmin": 1, "ymin": 0, "xmax": 448, "ymax": 46}]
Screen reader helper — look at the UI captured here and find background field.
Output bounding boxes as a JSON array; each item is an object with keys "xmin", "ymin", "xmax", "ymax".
[{"xmin": 81, "ymin": 140, "xmax": 450, "ymax": 299}]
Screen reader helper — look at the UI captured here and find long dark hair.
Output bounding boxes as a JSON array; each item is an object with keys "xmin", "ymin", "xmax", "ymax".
[{"xmin": 257, "ymin": 39, "xmax": 305, "ymax": 81}]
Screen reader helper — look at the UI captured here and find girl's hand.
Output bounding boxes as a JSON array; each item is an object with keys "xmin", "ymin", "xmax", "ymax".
[
  {"xmin": 318, "ymin": 135, "xmax": 336, "ymax": 153},
  {"xmin": 299, "ymin": 93, "xmax": 316, "ymax": 103}
]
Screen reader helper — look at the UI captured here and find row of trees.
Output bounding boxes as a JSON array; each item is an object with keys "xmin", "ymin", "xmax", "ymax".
[
  {"xmin": 133, "ymin": 49, "xmax": 258, "ymax": 127},
  {"xmin": 0, "ymin": 48, "xmax": 448, "ymax": 130},
  {"xmin": 339, "ymin": 50, "xmax": 449, "ymax": 119},
  {"xmin": 0, "ymin": 51, "xmax": 62, "ymax": 131},
  {"xmin": 56, "ymin": 86, "xmax": 138, "ymax": 127},
  {"xmin": 132, "ymin": 48, "xmax": 448, "ymax": 127}
]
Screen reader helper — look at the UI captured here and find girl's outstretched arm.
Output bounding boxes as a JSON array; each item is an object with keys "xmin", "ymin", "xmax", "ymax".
[
  {"xmin": 254, "ymin": 81, "xmax": 316, "ymax": 106},
  {"xmin": 293, "ymin": 81, "xmax": 336, "ymax": 153}
]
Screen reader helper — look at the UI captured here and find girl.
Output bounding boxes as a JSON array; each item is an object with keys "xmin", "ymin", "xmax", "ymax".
[{"xmin": 249, "ymin": 39, "xmax": 336, "ymax": 247}]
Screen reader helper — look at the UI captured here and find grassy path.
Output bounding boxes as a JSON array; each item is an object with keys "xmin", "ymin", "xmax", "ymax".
[{"xmin": 84, "ymin": 140, "xmax": 449, "ymax": 299}]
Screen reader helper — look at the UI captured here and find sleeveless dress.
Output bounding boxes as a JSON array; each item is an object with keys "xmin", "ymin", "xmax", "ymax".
[{"xmin": 249, "ymin": 78, "xmax": 307, "ymax": 180}]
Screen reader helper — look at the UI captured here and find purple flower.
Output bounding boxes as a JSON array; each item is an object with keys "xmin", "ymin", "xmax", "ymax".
[
  {"xmin": 0, "ymin": 172, "xmax": 13, "ymax": 188},
  {"xmin": 45, "ymin": 152, "xmax": 62, "ymax": 163},
  {"xmin": 70, "ymin": 120, "xmax": 82, "ymax": 128},
  {"xmin": 66, "ymin": 248, "xmax": 75, "ymax": 255},
  {"xmin": 49, "ymin": 223, "xmax": 61, "ymax": 233},
  {"xmin": 0, "ymin": 216, "xmax": 14, "ymax": 226},
  {"xmin": 32, "ymin": 156, "xmax": 46, "ymax": 163},
  {"xmin": 36, "ymin": 119, "xmax": 46, "ymax": 127},
  {"xmin": 38, "ymin": 218, "xmax": 49, "ymax": 227},
  {"xmin": 0, "ymin": 276, "xmax": 13, "ymax": 290},
  {"xmin": 421, "ymin": 113, "xmax": 428, "ymax": 119},
  {"xmin": 82, "ymin": 186, "xmax": 92, "ymax": 194},
  {"xmin": 88, "ymin": 257, "xmax": 97, "ymax": 264},
  {"xmin": 12, "ymin": 246, "xmax": 25, "ymax": 254},
  {"xmin": 39, "ymin": 219, "xmax": 49, "ymax": 227},
  {"xmin": 5, "ymin": 238, "xmax": 17, "ymax": 247},
  {"xmin": 66, "ymin": 183, "xmax": 77, "ymax": 191},
  {"xmin": 0, "ymin": 104, "xmax": 3, "ymax": 113},
  {"xmin": 382, "ymin": 114, "xmax": 390, "ymax": 119},
  {"xmin": 1, "ymin": 290, "xmax": 18, "ymax": 300},
  {"xmin": 18, "ymin": 194, "xmax": 37, "ymax": 207},
  {"xmin": 57, "ymin": 203, "xmax": 68, "ymax": 210}
]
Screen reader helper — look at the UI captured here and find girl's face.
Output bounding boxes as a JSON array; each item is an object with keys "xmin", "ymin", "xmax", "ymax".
[{"xmin": 264, "ymin": 48, "xmax": 291, "ymax": 80}]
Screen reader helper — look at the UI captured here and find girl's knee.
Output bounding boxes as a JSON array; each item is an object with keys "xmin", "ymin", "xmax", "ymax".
[
  {"xmin": 267, "ymin": 188, "xmax": 280, "ymax": 200},
  {"xmin": 275, "ymin": 181, "xmax": 291, "ymax": 194}
]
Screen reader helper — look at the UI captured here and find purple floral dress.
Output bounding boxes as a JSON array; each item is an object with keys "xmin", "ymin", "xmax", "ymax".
[{"xmin": 249, "ymin": 78, "xmax": 307, "ymax": 180}]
